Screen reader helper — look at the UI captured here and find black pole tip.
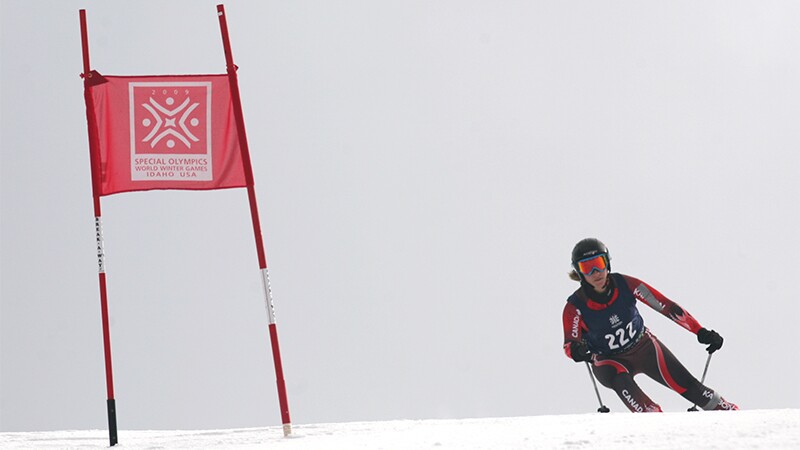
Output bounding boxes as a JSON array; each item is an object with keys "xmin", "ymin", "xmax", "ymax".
[{"xmin": 107, "ymin": 399, "xmax": 118, "ymax": 446}]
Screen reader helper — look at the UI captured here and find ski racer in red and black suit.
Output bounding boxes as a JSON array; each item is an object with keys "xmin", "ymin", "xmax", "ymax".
[{"xmin": 562, "ymin": 238, "xmax": 738, "ymax": 412}]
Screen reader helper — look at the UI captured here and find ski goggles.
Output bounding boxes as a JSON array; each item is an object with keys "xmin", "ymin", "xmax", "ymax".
[{"xmin": 576, "ymin": 254, "xmax": 608, "ymax": 276}]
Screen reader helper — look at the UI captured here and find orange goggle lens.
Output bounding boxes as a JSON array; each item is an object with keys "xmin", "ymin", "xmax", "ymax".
[{"xmin": 577, "ymin": 255, "xmax": 607, "ymax": 276}]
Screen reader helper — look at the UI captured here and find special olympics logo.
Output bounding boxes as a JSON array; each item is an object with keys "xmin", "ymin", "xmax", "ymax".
[{"xmin": 130, "ymin": 82, "xmax": 211, "ymax": 155}]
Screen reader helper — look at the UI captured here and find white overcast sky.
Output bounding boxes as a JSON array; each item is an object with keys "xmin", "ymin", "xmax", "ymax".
[{"xmin": 2, "ymin": 0, "xmax": 799, "ymax": 432}]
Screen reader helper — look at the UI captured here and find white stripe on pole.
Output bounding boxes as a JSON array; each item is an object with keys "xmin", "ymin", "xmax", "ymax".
[
  {"xmin": 95, "ymin": 217, "xmax": 105, "ymax": 273},
  {"xmin": 261, "ymin": 268, "xmax": 276, "ymax": 324}
]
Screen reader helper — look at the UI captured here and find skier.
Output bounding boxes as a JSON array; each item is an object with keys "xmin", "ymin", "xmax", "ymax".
[{"xmin": 562, "ymin": 238, "xmax": 738, "ymax": 412}]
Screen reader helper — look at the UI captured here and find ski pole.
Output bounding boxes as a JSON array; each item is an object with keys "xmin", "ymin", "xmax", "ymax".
[
  {"xmin": 585, "ymin": 361, "xmax": 610, "ymax": 413},
  {"xmin": 688, "ymin": 353, "xmax": 713, "ymax": 411}
]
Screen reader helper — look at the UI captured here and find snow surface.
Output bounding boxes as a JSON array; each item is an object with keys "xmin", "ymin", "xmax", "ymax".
[{"xmin": 2, "ymin": 409, "xmax": 798, "ymax": 449}]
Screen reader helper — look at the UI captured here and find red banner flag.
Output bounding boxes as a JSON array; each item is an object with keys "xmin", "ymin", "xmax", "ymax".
[{"xmin": 85, "ymin": 71, "xmax": 247, "ymax": 196}]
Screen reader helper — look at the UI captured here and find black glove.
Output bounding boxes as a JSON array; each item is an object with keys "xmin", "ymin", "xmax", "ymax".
[
  {"xmin": 569, "ymin": 341, "xmax": 593, "ymax": 362},
  {"xmin": 697, "ymin": 328, "xmax": 724, "ymax": 354}
]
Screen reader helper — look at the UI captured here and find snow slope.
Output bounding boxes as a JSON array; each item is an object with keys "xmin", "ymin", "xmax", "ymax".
[{"xmin": 2, "ymin": 409, "xmax": 798, "ymax": 449}]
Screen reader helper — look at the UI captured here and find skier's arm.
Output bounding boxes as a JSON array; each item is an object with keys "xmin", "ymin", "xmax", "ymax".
[
  {"xmin": 625, "ymin": 275, "xmax": 702, "ymax": 334},
  {"xmin": 562, "ymin": 302, "xmax": 585, "ymax": 359}
]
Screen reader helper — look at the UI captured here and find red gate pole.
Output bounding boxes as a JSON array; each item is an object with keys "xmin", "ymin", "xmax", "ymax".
[
  {"xmin": 216, "ymin": 4, "xmax": 292, "ymax": 436},
  {"xmin": 79, "ymin": 9, "xmax": 119, "ymax": 447}
]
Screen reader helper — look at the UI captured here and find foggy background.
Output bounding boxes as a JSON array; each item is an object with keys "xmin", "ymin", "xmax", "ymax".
[{"xmin": 2, "ymin": 0, "xmax": 799, "ymax": 431}]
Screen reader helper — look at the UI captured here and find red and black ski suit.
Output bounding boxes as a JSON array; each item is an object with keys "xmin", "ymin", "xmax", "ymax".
[{"xmin": 562, "ymin": 273, "xmax": 731, "ymax": 412}]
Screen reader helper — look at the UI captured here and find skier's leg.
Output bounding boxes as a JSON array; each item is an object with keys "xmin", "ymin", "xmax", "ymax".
[
  {"xmin": 640, "ymin": 330, "xmax": 738, "ymax": 410},
  {"xmin": 610, "ymin": 373, "xmax": 663, "ymax": 412},
  {"xmin": 592, "ymin": 359, "xmax": 662, "ymax": 412}
]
